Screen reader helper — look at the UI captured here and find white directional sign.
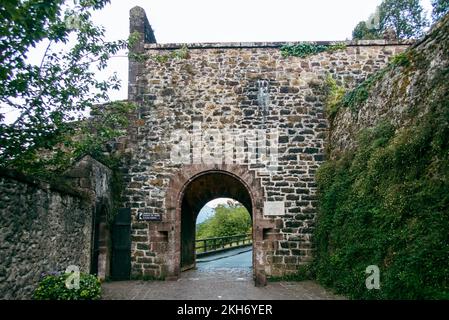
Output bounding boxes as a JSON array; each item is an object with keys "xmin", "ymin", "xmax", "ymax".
[{"xmin": 137, "ymin": 212, "xmax": 162, "ymax": 221}]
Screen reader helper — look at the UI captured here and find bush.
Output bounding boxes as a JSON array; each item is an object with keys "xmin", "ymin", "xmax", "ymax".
[
  {"xmin": 34, "ymin": 272, "xmax": 101, "ymax": 300},
  {"xmin": 313, "ymin": 106, "xmax": 449, "ymax": 299}
]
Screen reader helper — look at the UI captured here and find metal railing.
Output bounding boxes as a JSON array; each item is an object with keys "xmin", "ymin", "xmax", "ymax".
[{"xmin": 195, "ymin": 234, "xmax": 252, "ymax": 256}]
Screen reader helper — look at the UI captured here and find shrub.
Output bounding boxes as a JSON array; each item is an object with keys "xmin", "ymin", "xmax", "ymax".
[
  {"xmin": 34, "ymin": 272, "xmax": 101, "ymax": 300},
  {"xmin": 313, "ymin": 106, "xmax": 449, "ymax": 299},
  {"xmin": 325, "ymin": 75, "xmax": 346, "ymax": 119},
  {"xmin": 280, "ymin": 43, "xmax": 346, "ymax": 58}
]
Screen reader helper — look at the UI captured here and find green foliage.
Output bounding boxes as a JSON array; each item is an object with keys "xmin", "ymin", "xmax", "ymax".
[
  {"xmin": 324, "ymin": 75, "xmax": 346, "ymax": 119},
  {"xmin": 196, "ymin": 204, "xmax": 252, "ymax": 239},
  {"xmin": 335, "ymin": 51, "xmax": 413, "ymax": 115},
  {"xmin": 341, "ymin": 68, "xmax": 389, "ymax": 112},
  {"xmin": 6, "ymin": 101, "xmax": 135, "ymax": 177},
  {"xmin": 280, "ymin": 43, "xmax": 346, "ymax": 58},
  {"xmin": 380, "ymin": 0, "xmax": 428, "ymax": 39},
  {"xmin": 314, "ymin": 93, "xmax": 449, "ymax": 299},
  {"xmin": 0, "ymin": 0, "xmax": 129, "ymax": 165},
  {"xmin": 34, "ymin": 272, "xmax": 101, "ymax": 300},
  {"xmin": 352, "ymin": 21, "xmax": 381, "ymax": 40},
  {"xmin": 432, "ymin": 0, "xmax": 449, "ymax": 22},
  {"xmin": 131, "ymin": 44, "xmax": 190, "ymax": 64},
  {"xmin": 327, "ymin": 43, "xmax": 348, "ymax": 53},
  {"xmin": 390, "ymin": 52, "xmax": 412, "ymax": 68},
  {"xmin": 153, "ymin": 45, "xmax": 190, "ymax": 63},
  {"xmin": 352, "ymin": 0, "xmax": 428, "ymax": 40}
]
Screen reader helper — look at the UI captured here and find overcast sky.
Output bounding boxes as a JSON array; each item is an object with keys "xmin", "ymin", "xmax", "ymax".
[{"xmin": 93, "ymin": 0, "xmax": 433, "ymax": 101}]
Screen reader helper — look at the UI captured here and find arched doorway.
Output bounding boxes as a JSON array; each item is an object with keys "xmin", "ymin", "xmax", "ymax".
[
  {"xmin": 195, "ymin": 198, "xmax": 253, "ymax": 274},
  {"xmin": 180, "ymin": 172, "xmax": 253, "ymax": 271},
  {"xmin": 166, "ymin": 164, "xmax": 272, "ymax": 286}
]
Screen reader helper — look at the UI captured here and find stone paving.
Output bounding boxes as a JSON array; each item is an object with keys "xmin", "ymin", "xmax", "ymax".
[
  {"xmin": 102, "ymin": 274, "xmax": 344, "ymax": 300},
  {"xmin": 102, "ymin": 248, "xmax": 344, "ymax": 300}
]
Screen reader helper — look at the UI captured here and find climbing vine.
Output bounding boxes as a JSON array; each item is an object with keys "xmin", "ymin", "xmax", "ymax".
[
  {"xmin": 152, "ymin": 44, "xmax": 190, "ymax": 63},
  {"xmin": 323, "ymin": 50, "xmax": 415, "ymax": 119},
  {"xmin": 128, "ymin": 31, "xmax": 190, "ymax": 64},
  {"xmin": 280, "ymin": 42, "xmax": 347, "ymax": 58},
  {"xmin": 324, "ymin": 75, "xmax": 347, "ymax": 120}
]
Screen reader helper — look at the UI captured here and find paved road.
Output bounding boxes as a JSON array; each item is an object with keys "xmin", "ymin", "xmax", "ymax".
[
  {"xmin": 102, "ymin": 247, "xmax": 345, "ymax": 300},
  {"xmin": 196, "ymin": 246, "xmax": 252, "ymax": 270}
]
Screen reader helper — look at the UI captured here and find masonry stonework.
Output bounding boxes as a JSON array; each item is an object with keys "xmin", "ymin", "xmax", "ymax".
[
  {"xmin": 0, "ymin": 156, "xmax": 113, "ymax": 299},
  {"xmin": 124, "ymin": 7, "xmax": 411, "ymax": 281}
]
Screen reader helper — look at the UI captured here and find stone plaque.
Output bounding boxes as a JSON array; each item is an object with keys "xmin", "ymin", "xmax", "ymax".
[
  {"xmin": 137, "ymin": 212, "xmax": 162, "ymax": 221},
  {"xmin": 263, "ymin": 201, "xmax": 285, "ymax": 216}
]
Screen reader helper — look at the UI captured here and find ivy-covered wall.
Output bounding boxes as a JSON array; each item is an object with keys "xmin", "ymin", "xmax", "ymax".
[{"xmin": 314, "ymin": 15, "xmax": 449, "ymax": 299}]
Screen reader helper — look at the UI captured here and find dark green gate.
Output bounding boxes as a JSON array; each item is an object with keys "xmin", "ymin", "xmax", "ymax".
[{"xmin": 111, "ymin": 208, "xmax": 131, "ymax": 280}]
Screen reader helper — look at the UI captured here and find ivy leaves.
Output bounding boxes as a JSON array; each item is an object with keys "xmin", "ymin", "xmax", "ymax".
[{"xmin": 280, "ymin": 42, "xmax": 346, "ymax": 58}]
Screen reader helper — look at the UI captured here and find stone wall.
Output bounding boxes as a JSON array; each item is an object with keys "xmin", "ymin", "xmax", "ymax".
[
  {"xmin": 124, "ymin": 7, "xmax": 412, "ymax": 279},
  {"xmin": 0, "ymin": 156, "xmax": 113, "ymax": 299},
  {"xmin": 64, "ymin": 155, "xmax": 115, "ymax": 280},
  {"xmin": 328, "ymin": 14, "xmax": 449, "ymax": 157},
  {"xmin": 0, "ymin": 170, "xmax": 92, "ymax": 299}
]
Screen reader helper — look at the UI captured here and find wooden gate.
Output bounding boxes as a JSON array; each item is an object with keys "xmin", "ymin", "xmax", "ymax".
[{"xmin": 111, "ymin": 208, "xmax": 131, "ymax": 280}]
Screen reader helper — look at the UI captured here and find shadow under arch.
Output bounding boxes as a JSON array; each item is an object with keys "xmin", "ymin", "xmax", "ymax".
[{"xmin": 165, "ymin": 164, "xmax": 274, "ymax": 286}]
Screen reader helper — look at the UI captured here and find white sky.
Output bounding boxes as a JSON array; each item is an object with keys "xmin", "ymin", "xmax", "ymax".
[{"xmin": 93, "ymin": 0, "xmax": 433, "ymax": 101}]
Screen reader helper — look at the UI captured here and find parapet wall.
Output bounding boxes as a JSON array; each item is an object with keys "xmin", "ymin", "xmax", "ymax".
[
  {"xmin": 0, "ymin": 156, "xmax": 113, "ymax": 299},
  {"xmin": 0, "ymin": 170, "xmax": 93, "ymax": 299}
]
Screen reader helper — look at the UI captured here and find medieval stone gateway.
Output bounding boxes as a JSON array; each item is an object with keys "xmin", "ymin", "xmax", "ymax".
[
  {"xmin": 0, "ymin": 6, "xmax": 415, "ymax": 299},
  {"xmin": 123, "ymin": 7, "xmax": 411, "ymax": 285}
]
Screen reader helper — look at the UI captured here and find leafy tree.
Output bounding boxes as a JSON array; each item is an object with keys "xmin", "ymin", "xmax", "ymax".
[
  {"xmin": 0, "ymin": 0, "xmax": 129, "ymax": 168},
  {"xmin": 353, "ymin": 6, "xmax": 383, "ymax": 40},
  {"xmin": 352, "ymin": 0, "xmax": 428, "ymax": 40},
  {"xmin": 379, "ymin": 0, "xmax": 428, "ymax": 39},
  {"xmin": 196, "ymin": 204, "xmax": 252, "ymax": 239},
  {"xmin": 352, "ymin": 21, "xmax": 381, "ymax": 40},
  {"xmin": 431, "ymin": 0, "xmax": 449, "ymax": 22}
]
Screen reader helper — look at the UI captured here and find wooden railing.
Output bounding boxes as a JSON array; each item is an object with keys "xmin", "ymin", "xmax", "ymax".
[{"xmin": 195, "ymin": 234, "xmax": 252, "ymax": 256}]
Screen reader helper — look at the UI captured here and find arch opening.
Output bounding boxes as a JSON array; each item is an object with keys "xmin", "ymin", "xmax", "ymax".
[
  {"xmin": 180, "ymin": 172, "xmax": 254, "ymax": 272},
  {"xmin": 195, "ymin": 198, "xmax": 253, "ymax": 269}
]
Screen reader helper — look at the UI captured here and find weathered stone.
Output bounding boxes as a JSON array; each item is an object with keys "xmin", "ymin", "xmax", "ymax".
[
  {"xmin": 119, "ymin": 7, "xmax": 413, "ymax": 280},
  {"xmin": 137, "ymin": 243, "xmax": 150, "ymax": 251},
  {"xmin": 0, "ymin": 156, "xmax": 113, "ymax": 299}
]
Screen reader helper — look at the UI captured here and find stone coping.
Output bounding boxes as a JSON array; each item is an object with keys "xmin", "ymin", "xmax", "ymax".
[
  {"xmin": 145, "ymin": 40, "xmax": 415, "ymax": 50},
  {"xmin": 0, "ymin": 168, "xmax": 91, "ymax": 200}
]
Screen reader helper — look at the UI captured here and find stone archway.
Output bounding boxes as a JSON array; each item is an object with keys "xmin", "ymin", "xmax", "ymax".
[
  {"xmin": 180, "ymin": 172, "xmax": 253, "ymax": 271},
  {"xmin": 165, "ymin": 164, "xmax": 274, "ymax": 286}
]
